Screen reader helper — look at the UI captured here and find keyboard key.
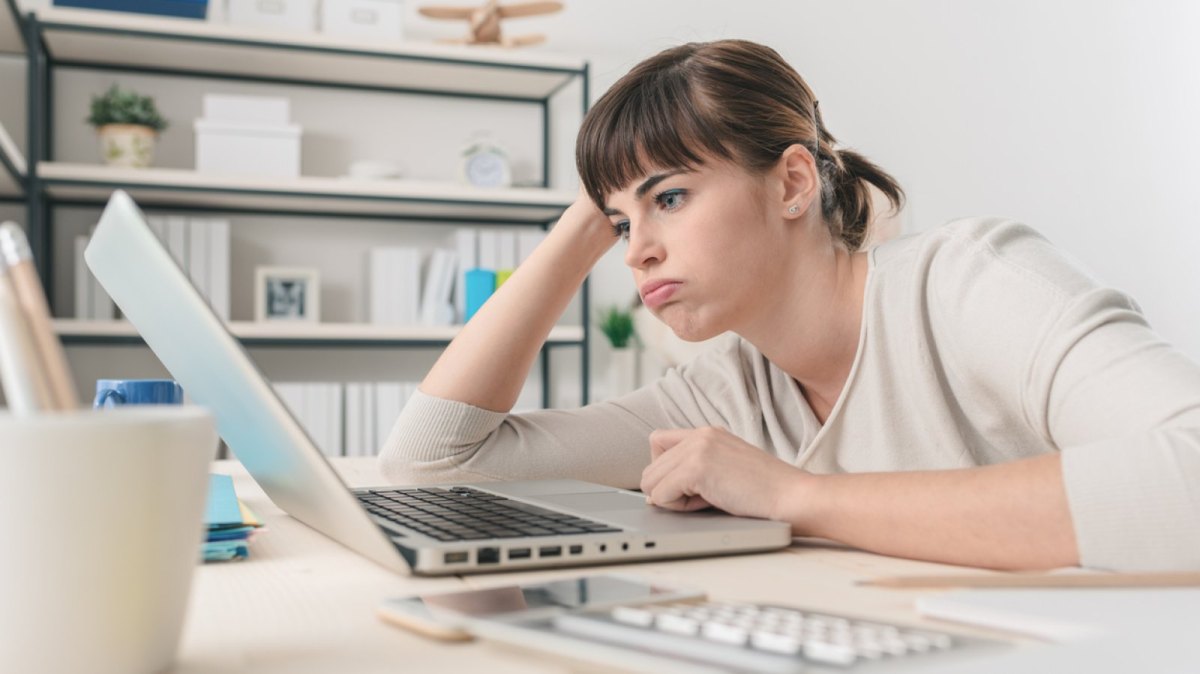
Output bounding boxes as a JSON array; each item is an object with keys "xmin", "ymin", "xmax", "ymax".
[
  {"xmin": 750, "ymin": 631, "xmax": 802, "ymax": 655},
  {"xmin": 804, "ymin": 640, "xmax": 858, "ymax": 666},
  {"xmin": 611, "ymin": 606, "xmax": 655, "ymax": 627},
  {"xmin": 656, "ymin": 614, "xmax": 700, "ymax": 636},
  {"xmin": 701, "ymin": 621, "xmax": 749, "ymax": 646}
]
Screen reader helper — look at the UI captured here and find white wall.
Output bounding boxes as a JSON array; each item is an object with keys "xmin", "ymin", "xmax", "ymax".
[
  {"xmin": 2, "ymin": 0, "xmax": 1197, "ymax": 406},
  {"xmin": 532, "ymin": 0, "xmax": 1200, "ymax": 365}
]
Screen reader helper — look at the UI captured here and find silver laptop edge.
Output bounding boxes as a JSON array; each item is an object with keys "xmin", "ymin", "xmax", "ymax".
[{"xmin": 86, "ymin": 191, "xmax": 790, "ymax": 576}]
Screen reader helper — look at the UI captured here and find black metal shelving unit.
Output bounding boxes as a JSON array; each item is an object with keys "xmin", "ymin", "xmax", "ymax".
[{"xmin": 7, "ymin": 3, "xmax": 592, "ymax": 406}]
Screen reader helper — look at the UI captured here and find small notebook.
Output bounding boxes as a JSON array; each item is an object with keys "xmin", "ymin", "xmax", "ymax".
[{"xmin": 916, "ymin": 588, "xmax": 1200, "ymax": 642}]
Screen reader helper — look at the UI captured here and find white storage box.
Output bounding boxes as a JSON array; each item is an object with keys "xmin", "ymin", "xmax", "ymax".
[
  {"xmin": 321, "ymin": 0, "xmax": 403, "ymax": 41},
  {"xmin": 194, "ymin": 119, "xmax": 302, "ymax": 178},
  {"xmin": 226, "ymin": 0, "xmax": 318, "ymax": 33},
  {"xmin": 203, "ymin": 94, "xmax": 291, "ymax": 126}
]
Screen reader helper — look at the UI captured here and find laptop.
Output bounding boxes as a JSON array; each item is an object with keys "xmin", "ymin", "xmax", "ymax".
[{"xmin": 85, "ymin": 190, "xmax": 791, "ymax": 576}]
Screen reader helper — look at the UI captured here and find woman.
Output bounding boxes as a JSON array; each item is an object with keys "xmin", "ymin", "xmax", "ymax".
[{"xmin": 381, "ymin": 40, "xmax": 1200, "ymax": 572}]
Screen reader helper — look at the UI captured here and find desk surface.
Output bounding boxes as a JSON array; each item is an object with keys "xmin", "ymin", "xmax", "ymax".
[{"xmin": 178, "ymin": 459, "xmax": 1023, "ymax": 674}]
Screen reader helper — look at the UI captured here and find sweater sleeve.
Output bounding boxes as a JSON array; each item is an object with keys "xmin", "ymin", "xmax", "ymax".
[
  {"xmin": 378, "ymin": 336, "xmax": 758, "ymax": 489},
  {"xmin": 937, "ymin": 219, "xmax": 1200, "ymax": 571}
]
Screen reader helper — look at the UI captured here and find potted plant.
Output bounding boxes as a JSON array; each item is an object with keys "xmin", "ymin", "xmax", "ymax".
[
  {"xmin": 87, "ymin": 84, "xmax": 169, "ymax": 168},
  {"xmin": 598, "ymin": 304, "xmax": 639, "ymax": 397}
]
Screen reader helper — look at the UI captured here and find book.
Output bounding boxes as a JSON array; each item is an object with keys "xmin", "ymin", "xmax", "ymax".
[
  {"xmin": 464, "ymin": 269, "xmax": 496, "ymax": 322},
  {"xmin": 454, "ymin": 229, "xmax": 478, "ymax": 323},
  {"xmin": 208, "ymin": 218, "xmax": 231, "ymax": 320},
  {"xmin": 419, "ymin": 249, "xmax": 458, "ymax": 326},
  {"xmin": 165, "ymin": 215, "xmax": 188, "ymax": 273},
  {"xmin": 188, "ymin": 217, "xmax": 210, "ymax": 304},
  {"xmin": 369, "ymin": 247, "xmax": 422, "ymax": 325},
  {"xmin": 344, "ymin": 382, "xmax": 364, "ymax": 457}
]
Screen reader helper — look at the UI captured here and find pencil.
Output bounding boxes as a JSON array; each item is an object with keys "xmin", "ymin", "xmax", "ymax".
[
  {"xmin": 0, "ymin": 222, "xmax": 79, "ymax": 409},
  {"xmin": 858, "ymin": 571, "xmax": 1200, "ymax": 589},
  {"xmin": 0, "ymin": 260, "xmax": 52, "ymax": 413}
]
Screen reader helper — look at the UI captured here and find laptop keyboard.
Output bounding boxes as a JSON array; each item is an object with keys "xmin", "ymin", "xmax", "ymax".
[{"xmin": 358, "ymin": 486, "xmax": 625, "ymax": 542}]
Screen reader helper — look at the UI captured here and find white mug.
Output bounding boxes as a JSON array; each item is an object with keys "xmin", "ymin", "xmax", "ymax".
[{"xmin": 0, "ymin": 406, "xmax": 217, "ymax": 674}]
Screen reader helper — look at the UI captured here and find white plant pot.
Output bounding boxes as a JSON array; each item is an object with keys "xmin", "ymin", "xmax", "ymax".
[
  {"xmin": 97, "ymin": 124, "xmax": 158, "ymax": 168},
  {"xmin": 608, "ymin": 347, "xmax": 640, "ymax": 399}
]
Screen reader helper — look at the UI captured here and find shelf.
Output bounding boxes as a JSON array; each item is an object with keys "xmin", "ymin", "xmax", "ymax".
[
  {"xmin": 55, "ymin": 319, "xmax": 586, "ymax": 348},
  {"xmin": 0, "ymin": 0, "xmax": 21, "ymax": 55},
  {"xmin": 34, "ymin": 6, "xmax": 585, "ymax": 101},
  {"xmin": 37, "ymin": 162, "xmax": 575, "ymax": 223},
  {"xmin": 0, "ymin": 120, "xmax": 26, "ymax": 197}
]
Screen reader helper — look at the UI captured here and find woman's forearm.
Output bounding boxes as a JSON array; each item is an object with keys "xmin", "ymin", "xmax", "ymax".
[
  {"xmin": 783, "ymin": 453, "xmax": 1080, "ymax": 570},
  {"xmin": 419, "ymin": 200, "xmax": 614, "ymax": 412}
]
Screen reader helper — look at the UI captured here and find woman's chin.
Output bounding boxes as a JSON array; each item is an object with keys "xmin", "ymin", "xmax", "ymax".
[{"xmin": 663, "ymin": 311, "xmax": 723, "ymax": 343}]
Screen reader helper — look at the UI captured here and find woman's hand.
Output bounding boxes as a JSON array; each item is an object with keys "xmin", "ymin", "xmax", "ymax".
[
  {"xmin": 560, "ymin": 183, "xmax": 619, "ymax": 248},
  {"xmin": 639, "ymin": 426, "xmax": 812, "ymax": 522}
]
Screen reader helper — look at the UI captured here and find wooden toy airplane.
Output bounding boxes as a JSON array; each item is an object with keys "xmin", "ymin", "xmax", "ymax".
[{"xmin": 418, "ymin": 0, "xmax": 564, "ymax": 48}]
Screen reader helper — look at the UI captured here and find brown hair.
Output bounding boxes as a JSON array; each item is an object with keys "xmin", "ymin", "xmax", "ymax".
[{"xmin": 576, "ymin": 40, "xmax": 904, "ymax": 251}]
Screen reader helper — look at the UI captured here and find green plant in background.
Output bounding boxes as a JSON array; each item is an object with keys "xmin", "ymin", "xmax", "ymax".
[
  {"xmin": 87, "ymin": 84, "xmax": 169, "ymax": 132},
  {"xmin": 597, "ymin": 305, "xmax": 636, "ymax": 349}
]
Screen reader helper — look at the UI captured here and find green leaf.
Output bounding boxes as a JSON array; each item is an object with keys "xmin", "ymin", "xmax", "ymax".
[
  {"xmin": 597, "ymin": 305, "xmax": 636, "ymax": 349},
  {"xmin": 87, "ymin": 84, "xmax": 169, "ymax": 132}
]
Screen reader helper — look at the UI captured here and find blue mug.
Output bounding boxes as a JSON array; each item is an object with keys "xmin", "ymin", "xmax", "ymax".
[{"xmin": 94, "ymin": 379, "xmax": 184, "ymax": 408}]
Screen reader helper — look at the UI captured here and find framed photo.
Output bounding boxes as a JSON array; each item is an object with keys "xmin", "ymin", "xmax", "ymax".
[{"xmin": 254, "ymin": 266, "xmax": 320, "ymax": 323}]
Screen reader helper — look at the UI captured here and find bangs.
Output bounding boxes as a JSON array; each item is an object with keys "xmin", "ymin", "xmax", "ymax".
[{"xmin": 576, "ymin": 63, "xmax": 735, "ymax": 208}]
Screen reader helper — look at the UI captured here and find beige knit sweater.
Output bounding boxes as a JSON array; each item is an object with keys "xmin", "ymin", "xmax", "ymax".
[{"xmin": 380, "ymin": 218, "xmax": 1200, "ymax": 572}]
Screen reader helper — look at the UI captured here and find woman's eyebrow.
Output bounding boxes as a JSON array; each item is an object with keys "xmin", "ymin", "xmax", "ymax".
[{"xmin": 602, "ymin": 169, "xmax": 688, "ymax": 215}]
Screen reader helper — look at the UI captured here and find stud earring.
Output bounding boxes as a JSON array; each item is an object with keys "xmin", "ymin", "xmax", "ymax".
[{"xmin": 788, "ymin": 204, "xmax": 799, "ymax": 214}]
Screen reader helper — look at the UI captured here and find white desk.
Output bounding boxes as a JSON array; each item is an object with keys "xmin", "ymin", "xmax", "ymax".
[{"xmin": 178, "ymin": 459, "xmax": 1025, "ymax": 673}]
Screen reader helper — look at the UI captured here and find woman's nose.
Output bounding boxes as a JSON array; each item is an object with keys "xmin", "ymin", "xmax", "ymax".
[{"xmin": 624, "ymin": 221, "xmax": 664, "ymax": 269}]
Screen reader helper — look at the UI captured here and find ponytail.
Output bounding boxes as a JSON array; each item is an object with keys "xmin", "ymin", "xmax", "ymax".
[{"xmin": 819, "ymin": 148, "xmax": 904, "ymax": 251}]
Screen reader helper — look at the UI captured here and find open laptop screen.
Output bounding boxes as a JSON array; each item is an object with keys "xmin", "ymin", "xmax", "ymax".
[{"xmin": 85, "ymin": 191, "xmax": 408, "ymax": 574}]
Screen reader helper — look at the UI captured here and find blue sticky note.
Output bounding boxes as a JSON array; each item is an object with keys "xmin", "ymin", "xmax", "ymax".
[
  {"xmin": 203, "ymin": 539, "xmax": 250, "ymax": 562},
  {"xmin": 205, "ymin": 474, "xmax": 243, "ymax": 529}
]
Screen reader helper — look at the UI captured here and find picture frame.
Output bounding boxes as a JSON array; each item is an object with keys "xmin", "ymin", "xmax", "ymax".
[{"xmin": 254, "ymin": 266, "xmax": 320, "ymax": 323}]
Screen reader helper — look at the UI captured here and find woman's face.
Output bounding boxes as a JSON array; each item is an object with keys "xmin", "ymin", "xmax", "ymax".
[{"xmin": 603, "ymin": 158, "xmax": 794, "ymax": 342}]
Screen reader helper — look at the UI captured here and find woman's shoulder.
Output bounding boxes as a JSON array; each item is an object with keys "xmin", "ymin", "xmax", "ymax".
[{"xmin": 871, "ymin": 216, "xmax": 1102, "ymax": 301}]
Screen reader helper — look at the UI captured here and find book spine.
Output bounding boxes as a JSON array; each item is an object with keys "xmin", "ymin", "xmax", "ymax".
[
  {"xmin": 188, "ymin": 218, "xmax": 211, "ymax": 306},
  {"xmin": 454, "ymin": 229, "xmax": 478, "ymax": 324},
  {"xmin": 208, "ymin": 219, "xmax": 231, "ymax": 320},
  {"xmin": 464, "ymin": 269, "xmax": 496, "ymax": 322}
]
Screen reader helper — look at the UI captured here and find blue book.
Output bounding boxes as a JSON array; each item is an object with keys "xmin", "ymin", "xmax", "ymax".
[
  {"xmin": 53, "ymin": 0, "xmax": 209, "ymax": 20},
  {"xmin": 464, "ymin": 268, "xmax": 496, "ymax": 322}
]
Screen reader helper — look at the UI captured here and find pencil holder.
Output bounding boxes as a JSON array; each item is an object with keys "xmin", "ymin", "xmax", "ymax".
[{"xmin": 0, "ymin": 407, "xmax": 217, "ymax": 674}]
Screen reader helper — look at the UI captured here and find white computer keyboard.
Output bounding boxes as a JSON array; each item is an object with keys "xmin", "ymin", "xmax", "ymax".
[{"xmin": 553, "ymin": 599, "xmax": 1000, "ymax": 672}]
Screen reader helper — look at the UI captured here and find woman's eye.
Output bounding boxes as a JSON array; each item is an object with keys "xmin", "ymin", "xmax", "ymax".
[
  {"xmin": 611, "ymin": 220, "xmax": 631, "ymax": 241},
  {"xmin": 655, "ymin": 189, "xmax": 687, "ymax": 211}
]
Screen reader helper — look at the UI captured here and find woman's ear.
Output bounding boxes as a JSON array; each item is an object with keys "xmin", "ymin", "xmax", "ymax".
[{"xmin": 778, "ymin": 144, "xmax": 819, "ymax": 220}]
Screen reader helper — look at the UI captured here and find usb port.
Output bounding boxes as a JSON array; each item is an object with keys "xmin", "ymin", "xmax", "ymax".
[
  {"xmin": 477, "ymin": 547, "xmax": 500, "ymax": 564},
  {"xmin": 539, "ymin": 546, "xmax": 562, "ymax": 558},
  {"xmin": 508, "ymin": 548, "xmax": 531, "ymax": 560},
  {"xmin": 645, "ymin": 541, "xmax": 657, "ymax": 549},
  {"xmin": 443, "ymin": 551, "xmax": 469, "ymax": 564},
  {"xmin": 569, "ymin": 545, "xmax": 583, "ymax": 555}
]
